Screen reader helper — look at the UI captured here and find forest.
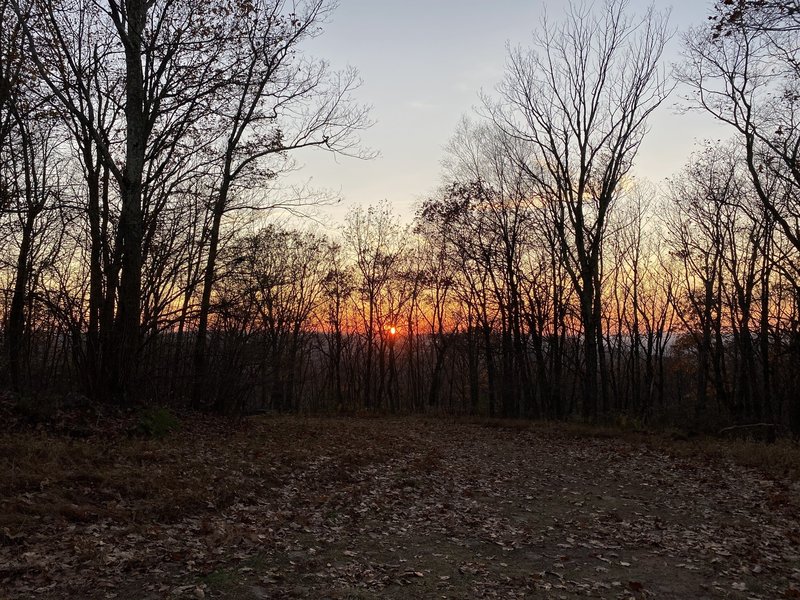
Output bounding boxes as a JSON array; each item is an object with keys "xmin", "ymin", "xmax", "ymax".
[
  {"xmin": 4, "ymin": 0, "xmax": 800, "ymax": 598},
  {"xmin": 1, "ymin": 0, "xmax": 798, "ymax": 434}
]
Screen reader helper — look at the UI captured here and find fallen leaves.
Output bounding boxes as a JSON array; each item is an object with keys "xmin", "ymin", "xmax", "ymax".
[{"xmin": 1, "ymin": 416, "xmax": 800, "ymax": 598}]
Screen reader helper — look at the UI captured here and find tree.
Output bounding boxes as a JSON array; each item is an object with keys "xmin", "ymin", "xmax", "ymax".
[
  {"xmin": 2, "ymin": 103, "xmax": 63, "ymax": 392},
  {"xmin": 14, "ymin": 0, "xmax": 247, "ymax": 400},
  {"xmin": 343, "ymin": 202, "xmax": 406, "ymax": 410},
  {"xmin": 666, "ymin": 145, "xmax": 740, "ymax": 420},
  {"xmin": 712, "ymin": 1, "xmax": 800, "ymax": 38},
  {"xmin": 433, "ymin": 119, "xmax": 539, "ymax": 417},
  {"xmin": 12, "ymin": 0, "xmax": 369, "ymax": 404},
  {"xmin": 487, "ymin": 0, "xmax": 671, "ymax": 418},
  {"xmin": 411, "ymin": 218, "xmax": 460, "ymax": 410},
  {"xmin": 317, "ymin": 241, "xmax": 353, "ymax": 410},
  {"xmin": 681, "ymin": 4, "xmax": 800, "ymax": 255},
  {"xmin": 191, "ymin": 0, "xmax": 371, "ymax": 408}
]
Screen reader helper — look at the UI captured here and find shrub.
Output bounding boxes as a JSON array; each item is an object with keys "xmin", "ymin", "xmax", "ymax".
[{"xmin": 135, "ymin": 406, "xmax": 180, "ymax": 438}]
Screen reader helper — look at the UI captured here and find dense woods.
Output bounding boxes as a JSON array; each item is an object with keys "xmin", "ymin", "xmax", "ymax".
[{"xmin": 1, "ymin": 0, "xmax": 799, "ymax": 435}]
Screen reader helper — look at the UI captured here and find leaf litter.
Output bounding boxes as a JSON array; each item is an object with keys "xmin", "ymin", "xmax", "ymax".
[{"xmin": 1, "ymin": 416, "xmax": 799, "ymax": 598}]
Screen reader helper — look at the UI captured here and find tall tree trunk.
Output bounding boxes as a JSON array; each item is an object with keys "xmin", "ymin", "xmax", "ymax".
[
  {"xmin": 581, "ymin": 281, "xmax": 599, "ymax": 421},
  {"xmin": 467, "ymin": 320, "xmax": 480, "ymax": 414},
  {"xmin": 193, "ymin": 184, "xmax": 227, "ymax": 409},
  {"xmin": 6, "ymin": 211, "xmax": 35, "ymax": 392},
  {"xmin": 83, "ymin": 138, "xmax": 104, "ymax": 400},
  {"xmin": 113, "ymin": 0, "xmax": 148, "ymax": 403},
  {"xmin": 482, "ymin": 321, "xmax": 496, "ymax": 417}
]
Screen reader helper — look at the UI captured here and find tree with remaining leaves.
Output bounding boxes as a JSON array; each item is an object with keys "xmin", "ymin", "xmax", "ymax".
[
  {"xmin": 682, "ymin": 0, "xmax": 800, "ymax": 430},
  {"xmin": 712, "ymin": 1, "xmax": 800, "ymax": 37},
  {"xmin": 682, "ymin": 2, "xmax": 800, "ymax": 255}
]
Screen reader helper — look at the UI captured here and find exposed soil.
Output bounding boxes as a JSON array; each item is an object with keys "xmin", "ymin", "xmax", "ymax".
[{"xmin": 2, "ymin": 416, "xmax": 800, "ymax": 599}]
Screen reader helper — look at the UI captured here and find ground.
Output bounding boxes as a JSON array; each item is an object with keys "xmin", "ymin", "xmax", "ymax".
[{"xmin": 2, "ymin": 416, "xmax": 800, "ymax": 599}]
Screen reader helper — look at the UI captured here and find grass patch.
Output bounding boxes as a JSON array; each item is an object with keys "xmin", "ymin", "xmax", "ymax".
[
  {"xmin": 665, "ymin": 437, "xmax": 800, "ymax": 480},
  {"xmin": 447, "ymin": 414, "xmax": 800, "ymax": 481},
  {"xmin": 543, "ymin": 419, "xmax": 800, "ymax": 481},
  {"xmin": 0, "ymin": 415, "xmax": 409, "ymax": 542},
  {"xmin": 133, "ymin": 406, "xmax": 180, "ymax": 438},
  {"xmin": 0, "ymin": 418, "xmax": 279, "ymax": 532},
  {"xmin": 201, "ymin": 567, "xmax": 238, "ymax": 590}
]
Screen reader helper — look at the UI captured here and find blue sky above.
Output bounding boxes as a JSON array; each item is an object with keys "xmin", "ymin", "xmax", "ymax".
[{"xmin": 285, "ymin": 0, "xmax": 729, "ymax": 224}]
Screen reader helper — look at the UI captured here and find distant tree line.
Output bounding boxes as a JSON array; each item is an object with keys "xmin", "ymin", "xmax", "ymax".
[{"xmin": 1, "ymin": 0, "xmax": 799, "ymax": 434}]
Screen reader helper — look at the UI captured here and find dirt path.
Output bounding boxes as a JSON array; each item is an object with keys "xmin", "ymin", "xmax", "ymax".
[{"xmin": 2, "ymin": 417, "xmax": 800, "ymax": 598}]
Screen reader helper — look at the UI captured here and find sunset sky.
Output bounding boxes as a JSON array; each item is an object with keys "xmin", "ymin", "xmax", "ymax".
[{"xmin": 286, "ymin": 0, "xmax": 730, "ymax": 223}]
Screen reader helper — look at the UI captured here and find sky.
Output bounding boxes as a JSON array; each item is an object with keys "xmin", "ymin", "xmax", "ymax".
[{"xmin": 284, "ymin": 0, "xmax": 730, "ymax": 225}]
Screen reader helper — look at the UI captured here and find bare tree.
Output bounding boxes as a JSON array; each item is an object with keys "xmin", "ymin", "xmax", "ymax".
[
  {"xmin": 2, "ymin": 107, "xmax": 63, "ymax": 391},
  {"xmin": 192, "ymin": 0, "xmax": 372, "ymax": 408},
  {"xmin": 487, "ymin": 0, "xmax": 671, "ymax": 418},
  {"xmin": 343, "ymin": 202, "xmax": 406, "ymax": 410},
  {"xmin": 681, "ymin": 8, "xmax": 800, "ymax": 254},
  {"xmin": 13, "ymin": 0, "xmax": 257, "ymax": 400},
  {"xmin": 317, "ymin": 241, "xmax": 353, "ymax": 410}
]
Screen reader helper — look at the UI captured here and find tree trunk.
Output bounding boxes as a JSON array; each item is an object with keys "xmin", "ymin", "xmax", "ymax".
[
  {"xmin": 113, "ymin": 0, "xmax": 148, "ymax": 403},
  {"xmin": 6, "ymin": 211, "xmax": 36, "ymax": 392}
]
